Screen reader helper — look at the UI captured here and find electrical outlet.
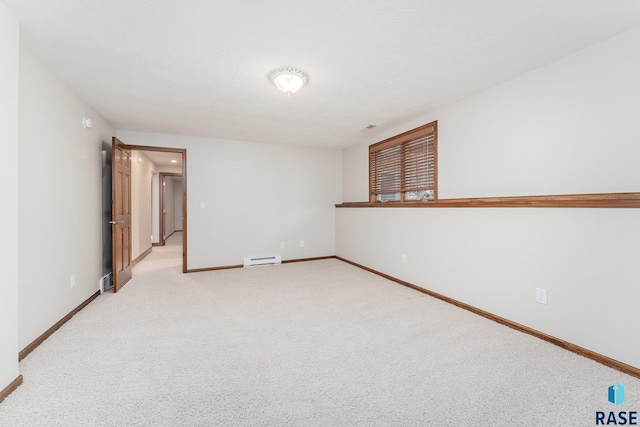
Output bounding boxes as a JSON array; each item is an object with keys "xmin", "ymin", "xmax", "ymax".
[
  {"xmin": 280, "ymin": 241, "xmax": 285, "ymax": 249},
  {"xmin": 70, "ymin": 275, "xmax": 76, "ymax": 289},
  {"xmin": 536, "ymin": 288, "xmax": 548, "ymax": 305},
  {"xmin": 300, "ymin": 240, "xmax": 305, "ymax": 247},
  {"xmin": 401, "ymin": 254, "xmax": 407, "ymax": 265}
]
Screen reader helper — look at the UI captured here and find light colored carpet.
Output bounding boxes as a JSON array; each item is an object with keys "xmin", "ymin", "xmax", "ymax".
[{"xmin": 1, "ymin": 232, "xmax": 638, "ymax": 426}]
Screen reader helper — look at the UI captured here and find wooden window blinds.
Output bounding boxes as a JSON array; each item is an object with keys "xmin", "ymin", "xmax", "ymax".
[{"xmin": 369, "ymin": 121, "xmax": 437, "ymax": 203}]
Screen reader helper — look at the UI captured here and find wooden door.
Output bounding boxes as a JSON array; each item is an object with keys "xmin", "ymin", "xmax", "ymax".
[{"xmin": 111, "ymin": 137, "xmax": 132, "ymax": 292}]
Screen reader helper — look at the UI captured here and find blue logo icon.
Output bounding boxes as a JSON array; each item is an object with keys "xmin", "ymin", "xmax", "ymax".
[{"xmin": 608, "ymin": 382, "xmax": 626, "ymax": 407}]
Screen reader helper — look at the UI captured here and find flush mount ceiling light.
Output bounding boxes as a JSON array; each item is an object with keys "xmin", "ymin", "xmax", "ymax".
[{"xmin": 268, "ymin": 67, "xmax": 309, "ymax": 97}]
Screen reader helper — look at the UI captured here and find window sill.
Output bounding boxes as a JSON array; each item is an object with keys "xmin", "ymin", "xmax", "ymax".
[{"xmin": 336, "ymin": 192, "xmax": 640, "ymax": 209}]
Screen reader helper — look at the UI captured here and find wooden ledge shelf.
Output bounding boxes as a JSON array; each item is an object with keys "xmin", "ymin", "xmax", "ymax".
[{"xmin": 336, "ymin": 192, "xmax": 640, "ymax": 209}]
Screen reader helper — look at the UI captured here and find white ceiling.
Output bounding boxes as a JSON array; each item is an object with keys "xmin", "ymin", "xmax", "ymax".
[
  {"xmin": 7, "ymin": 1, "xmax": 640, "ymax": 149},
  {"xmin": 140, "ymin": 150, "xmax": 182, "ymax": 168}
]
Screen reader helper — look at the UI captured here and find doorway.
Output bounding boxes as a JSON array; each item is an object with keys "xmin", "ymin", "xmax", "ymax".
[
  {"xmin": 159, "ymin": 172, "xmax": 183, "ymax": 246},
  {"xmin": 130, "ymin": 146, "xmax": 187, "ymax": 274},
  {"xmin": 104, "ymin": 143, "xmax": 188, "ymax": 292}
]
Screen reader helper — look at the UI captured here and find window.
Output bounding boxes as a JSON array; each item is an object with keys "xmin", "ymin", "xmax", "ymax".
[{"xmin": 369, "ymin": 121, "xmax": 437, "ymax": 203}]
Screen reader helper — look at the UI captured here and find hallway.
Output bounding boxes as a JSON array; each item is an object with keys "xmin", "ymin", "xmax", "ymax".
[{"xmin": 134, "ymin": 232, "xmax": 183, "ymax": 275}]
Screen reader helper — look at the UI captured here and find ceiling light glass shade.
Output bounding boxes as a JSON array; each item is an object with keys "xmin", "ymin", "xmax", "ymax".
[{"xmin": 268, "ymin": 67, "xmax": 309, "ymax": 96}]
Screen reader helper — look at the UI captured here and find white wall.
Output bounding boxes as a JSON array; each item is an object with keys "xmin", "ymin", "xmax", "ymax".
[
  {"xmin": 18, "ymin": 48, "xmax": 116, "ymax": 350},
  {"xmin": 131, "ymin": 150, "xmax": 156, "ymax": 259},
  {"xmin": 338, "ymin": 26, "xmax": 640, "ymax": 368},
  {"xmin": 344, "ymin": 26, "xmax": 640, "ymax": 202},
  {"xmin": 174, "ymin": 178, "xmax": 183, "ymax": 231},
  {"xmin": 117, "ymin": 130, "xmax": 336, "ymax": 269},
  {"xmin": 0, "ymin": 0, "xmax": 20, "ymax": 393}
]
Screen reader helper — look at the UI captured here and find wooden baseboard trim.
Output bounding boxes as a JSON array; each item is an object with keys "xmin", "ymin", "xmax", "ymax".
[
  {"xmin": 19, "ymin": 291, "xmax": 100, "ymax": 361},
  {"xmin": 186, "ymin": 264, "xmax": 244, "ymax": 273},
  {"xmin": 152, "ymin": 242, "xmax": 163, "ymax": 247},
  {"xmin": 282, "ymin": 256, "xmax": 336, "ymax": 264},
  {"xmin": 131, "ymin": 247, "xmax": 153, "ymax": 268},
  {"xmin": 186, "ymin": 255, "xmax": 337, "ymax": 273},
  {"xmin": 336, "ymin": 256, "xmax": 640, "ymax": 379},
  {"xmin": 0, "ymin": 375, "xmax": 23, "ymax": 404}
]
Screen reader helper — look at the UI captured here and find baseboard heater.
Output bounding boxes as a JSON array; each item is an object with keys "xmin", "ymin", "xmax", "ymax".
[{"xmin": 243, "ymin": 256, "xmax": 282, "ymax": 268}]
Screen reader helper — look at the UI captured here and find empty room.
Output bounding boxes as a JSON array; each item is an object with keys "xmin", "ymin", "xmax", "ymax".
[{"xmin": 1, "ymin": 1, "xmax": 639, "ymax": 426}]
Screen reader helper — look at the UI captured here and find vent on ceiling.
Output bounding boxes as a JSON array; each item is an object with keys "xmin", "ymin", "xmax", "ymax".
[
  {"xmin": 243, "ymin": 255, "xmax": 282, "ymax": 268},
  {"xmin": 360, "ymin": 124, "xmax": 377, "ymax": 131}
]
